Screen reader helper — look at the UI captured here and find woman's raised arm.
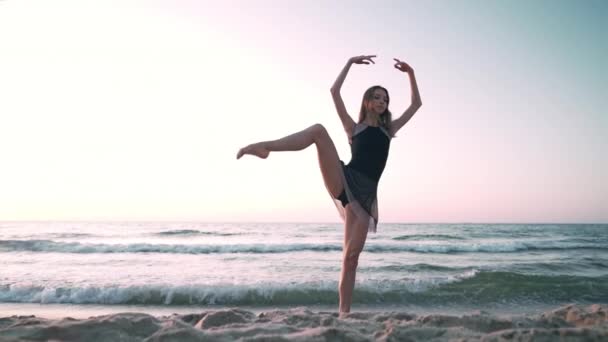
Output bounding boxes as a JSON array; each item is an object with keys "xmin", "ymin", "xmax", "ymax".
[
  {"xmin": 330, "ymin": 55, "xmax": 376, "ymax": 138},
  {"xmin": 389, "ymin": 58, "xmax": 422, "ymax": 137}
]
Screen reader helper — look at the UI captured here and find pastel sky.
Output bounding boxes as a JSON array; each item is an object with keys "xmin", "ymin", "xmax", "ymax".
[{"xmin": 0, "ymin": 0, "xmax": 606, "ymax": 223}]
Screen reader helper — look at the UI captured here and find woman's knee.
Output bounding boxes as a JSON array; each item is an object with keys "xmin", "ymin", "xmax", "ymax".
[
  {"xmin": 309, "ymin": 123, "xmax": 328, "ymax": 141},
  {"xmin": 344, "ymin": 238, "xmax": 364, "ymax": 260},
  {"xmin": 343, "ymin": 249, "xmax": 361, "ymax": 268}
]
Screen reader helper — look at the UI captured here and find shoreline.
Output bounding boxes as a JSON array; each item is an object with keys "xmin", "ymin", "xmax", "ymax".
[
  {"xmin": 1, "ymin": 304, "xmax": 607, "ymax": 341},
  {"xmin": 0, "ymin": 301, "xmax": 589, "ymax": 320}
]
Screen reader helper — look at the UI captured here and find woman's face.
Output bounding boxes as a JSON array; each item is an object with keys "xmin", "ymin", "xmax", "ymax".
[{"xmin": 367, "ymin": 88, "xmax": 388, "ymax": 115}]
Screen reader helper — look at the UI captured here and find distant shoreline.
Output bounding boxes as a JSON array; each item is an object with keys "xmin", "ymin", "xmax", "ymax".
[{"xmin": 1, "ymin": 220, "xmax": 607, "ymax": 224}]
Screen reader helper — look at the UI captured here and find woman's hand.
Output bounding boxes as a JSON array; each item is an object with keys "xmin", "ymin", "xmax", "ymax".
[
  {"xmin": 393, "ymin": 58, "xmax": 413, "ymax": 73},
  {"xmin": 349, "ymin": 55, "xmax": 376, "ymax": 65}
]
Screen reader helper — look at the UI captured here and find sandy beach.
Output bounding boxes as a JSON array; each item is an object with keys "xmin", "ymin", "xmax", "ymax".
[{"xmin": 1, "ymin": 304, "xmax": 606, "ymax": 341}]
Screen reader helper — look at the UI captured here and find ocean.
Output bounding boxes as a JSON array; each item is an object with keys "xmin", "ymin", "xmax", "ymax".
[{"xmin": 1, "ymin": 222, "xmax": 607, "ymax": 318}]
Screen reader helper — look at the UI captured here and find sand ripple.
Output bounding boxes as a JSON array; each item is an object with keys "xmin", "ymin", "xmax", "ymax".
[{"xmin": 0, "ymin": 304, "xmax": 607, "ymax": 341}]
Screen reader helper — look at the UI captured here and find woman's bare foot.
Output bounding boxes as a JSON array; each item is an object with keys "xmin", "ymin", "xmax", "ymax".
[{"xmin": 236, "ymin": 143, "xmax": 270, "ymax": 159}]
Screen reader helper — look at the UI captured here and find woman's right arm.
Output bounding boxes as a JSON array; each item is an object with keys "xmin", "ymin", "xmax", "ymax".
[{"xmin": 330, "ymin": 55, "xmax": 376, "ymax": 138}]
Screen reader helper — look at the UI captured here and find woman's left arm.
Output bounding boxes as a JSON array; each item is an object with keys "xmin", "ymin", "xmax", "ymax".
[{"xmin": 390, "ymin": 58, "xmax": 422, "ymax": 137}]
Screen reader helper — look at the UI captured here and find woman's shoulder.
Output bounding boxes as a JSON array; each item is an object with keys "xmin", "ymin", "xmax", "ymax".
[{"xmin": 352, "ymin": 122, "xmax": 367, "ymax": 136}]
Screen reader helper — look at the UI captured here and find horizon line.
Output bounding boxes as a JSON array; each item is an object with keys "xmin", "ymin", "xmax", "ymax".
[{"xmin": 0, "ymin": 220, "xmax": 606, "ymax": 225}]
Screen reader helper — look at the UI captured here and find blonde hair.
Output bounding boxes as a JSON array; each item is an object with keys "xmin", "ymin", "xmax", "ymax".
[{"xmin": 358, "ymin": 85, "xmax": 393, "ymax": 137}]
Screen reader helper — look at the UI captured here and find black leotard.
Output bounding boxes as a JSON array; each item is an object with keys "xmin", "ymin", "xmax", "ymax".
[{"xmin": 347, "ymin": 125, "xmax": 391, "ymax": 181}]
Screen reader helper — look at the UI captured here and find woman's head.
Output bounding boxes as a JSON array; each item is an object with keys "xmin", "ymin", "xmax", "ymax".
[{"xmin": 358, "ymin": 86, "xmax": 392, "ymax": 133}]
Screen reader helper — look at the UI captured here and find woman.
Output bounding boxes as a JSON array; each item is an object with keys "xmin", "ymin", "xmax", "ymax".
[{"xmin": 236, "ymin": 55, "xmax": 422, "ymax": 314}]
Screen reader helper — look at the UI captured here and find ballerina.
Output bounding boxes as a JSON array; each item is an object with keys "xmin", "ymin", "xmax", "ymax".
[{"xmin": 237, "ymin": 55, "xmax": 422, "ymax": 314}]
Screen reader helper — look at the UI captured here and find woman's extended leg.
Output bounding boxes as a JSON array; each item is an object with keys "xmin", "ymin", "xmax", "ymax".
[
  {"xmin": 339, "ymin": 205, "xmax": 369, "ymax": 315},
  {"xmin": 236, "ymin": 124, "xmax": 344, "ymax": 197}
]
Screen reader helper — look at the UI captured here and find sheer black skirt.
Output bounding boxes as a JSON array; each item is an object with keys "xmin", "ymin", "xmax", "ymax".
[{"xmin": 330, "ymin": 161, "xmax": 379, "ymax": 233}]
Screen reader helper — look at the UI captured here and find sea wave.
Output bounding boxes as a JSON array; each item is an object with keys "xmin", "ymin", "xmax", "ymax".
[
  {"xmin": 1, "ymin": 239, "xmax": 606, "ymax": 255},
  {"xmin": 364, "ymin": 261, "xmax": 608, "ymax": 276},
  {"xmin": 0, "ymin": 240, "xmax": 340, "ymax": 254},
  {"xmin": 392, "ymin": 234, "xmax": 465, "ymax": 241},
  {"xmin": 365, "ymin": 263, "xmax": 471, "ymax": 273},
  {"xmin": 1, "ymin": 271, "xmax": 605, "ymax": 306},
  {"xmin": 154, "ymin": 230, "xmax": 238, "ymax": 237}
]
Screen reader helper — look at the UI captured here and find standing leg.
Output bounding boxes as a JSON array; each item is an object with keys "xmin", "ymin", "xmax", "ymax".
[
  {"xmin": 339, "ymin": 204, "xmax": 369, "ymax": 315},
  {"xmin": 236, "ymin": 124, "xmax": 344, "ymax": 197}
]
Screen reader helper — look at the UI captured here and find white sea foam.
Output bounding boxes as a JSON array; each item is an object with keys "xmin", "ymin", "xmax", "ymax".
[
  {"xmin": 0, "ymin": 239, "xmax": 604, "ymax": 254},
  {"xmin": 0, "ymin": 270, "xmax": 479, "ymax": 305}
]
